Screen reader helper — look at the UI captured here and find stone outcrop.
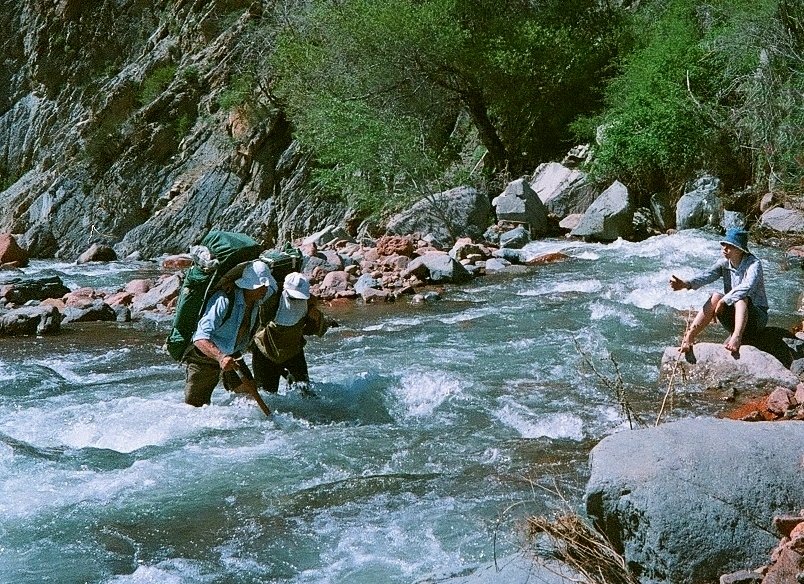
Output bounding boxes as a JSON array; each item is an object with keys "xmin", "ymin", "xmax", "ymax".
[
  {"xmin": 570, "ymin": 180, "xmax": 633, "ymax": 241},
  {"xmin": 585, "ymin": 418, "xmax": 804, "ymax": 583},
  {"xmin": 760, "ymin": 207, "xmax": 804, "ymax": 234},
  {"xmin": 0, "ymin": 305, "xmax": 61, "ymax": 335},
  {"xmin": 0, "ymin": 274, "xmax": 71, "ymax": 305},
  {"xmin": 676, "ymin": 175, "xmax": 723, "ymax": 230},
  {"xmin": 529, "ymin": 161, "xmax": 598, "ymax": 219},
  {"xmin": 386, "ymin": 186, "xmax": 492, "ymax": 247},
  {"xmin": 0, "ymin": 2, "xmax": 346, "ymax": 260},
  {"xmin": 492, "ymin": 178, "xmax": 552, "ymax": 237},
  {"xmin": 660, "ymin": 342, "xmax": 800, "ymax": 393}
]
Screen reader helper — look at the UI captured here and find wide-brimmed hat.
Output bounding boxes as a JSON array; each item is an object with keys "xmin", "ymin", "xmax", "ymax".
[
  {"xmin": 284, "ymin": 272, "xmax": 311, "ymax": 299},
  {"xmin": 235, "ymin": 260, "xmax": 275, "ymax": 290},
  {"xmin": 720, "ymin": 228, "xmax": 750, "ymax": 253}
]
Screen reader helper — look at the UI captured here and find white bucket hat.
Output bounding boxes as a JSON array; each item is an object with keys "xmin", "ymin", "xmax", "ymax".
[
  {"xmin": 284, "ymin": 272, "xmax": 311, "ymax": 299},
  {"xmin": 235, "ymin": 260, "xmax": 275, "ymax": 290}
]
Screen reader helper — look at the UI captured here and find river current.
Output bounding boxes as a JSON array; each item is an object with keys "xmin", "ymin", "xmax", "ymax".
[{"xmin": 0, "ymin": 230, "xmax": 801, "ymax": 583}]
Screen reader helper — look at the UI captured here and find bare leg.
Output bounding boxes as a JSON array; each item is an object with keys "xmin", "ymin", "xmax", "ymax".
[
  {"xmin": 680, "ymin": 294, "xmax": 721, "ymax": 353},
  {"xmin": 723, "ymin": 299, "xmax": 748, "ymax": 353}
]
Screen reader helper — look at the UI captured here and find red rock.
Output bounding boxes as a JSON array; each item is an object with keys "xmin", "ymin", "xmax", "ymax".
[
  {"xmin": 766, "ymin": 387, "xmax": 795, "ymax": 416},
  {"xmin": 525, "ymin": 252, "xmax": 570, "ymax": 266},
  {"xmin": 0, "ymin": 234, "xmax": 29, "ymax": 267},
  {"xmin": 40, "ymin": 298, "xmax": 66, "ymax": 312},
  {"xmin": 774, "ymin": 515, "xmax": 804, "ymax": 538},
  {"xmin": 124, "ymin": 279, "xmax": 152, "ymax": 294},
  {"xmin": 161, "ymin": 254, "xmax": 193, "ymax": 270},
  {"xmin": 376, "ymin": 235, "xmax": 414, "ymax": 257},
  {"xmin": 794, "ymin": 383, "xmax": 804, "ymax": 406},
  {"xmin": 105, "ymin": 291, "xmax": 134, "ymax": 307}
]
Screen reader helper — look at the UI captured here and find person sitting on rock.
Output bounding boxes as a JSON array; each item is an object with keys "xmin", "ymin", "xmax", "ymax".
[
  {"xmin": 252, "ymin": 272, "xmax": 333, "ymax": 397},
  {"xmin": 669, "ymin": 228, "xmax": 768, "ymax": 355},
  {"xmin": 184, "ymin": 260, "xmax": 277, "ymax": 407}
]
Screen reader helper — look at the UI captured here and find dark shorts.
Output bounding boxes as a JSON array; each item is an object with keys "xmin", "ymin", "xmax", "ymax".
[
  {"xmin": 251, "ymin": 347, "xmax": 309, "ymax": 393},
  {"xmin": 716, "ymin": 298, "xmax": 768, "ymax": 342}
]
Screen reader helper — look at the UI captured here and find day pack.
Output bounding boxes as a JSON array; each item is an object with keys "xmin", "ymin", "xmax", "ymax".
[
  {"xmin": 259, "ymin": 244, "xmax": 303, "ymax": 287},
  {"xmin": 165, "ymin": 231, "xmax": 262, "ymax": 361}
]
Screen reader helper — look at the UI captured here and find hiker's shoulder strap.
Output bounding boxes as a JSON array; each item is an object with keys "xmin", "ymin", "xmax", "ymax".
[{"xmin": 259, "ymin": 291, "xmax": 281, "ymax": 324}]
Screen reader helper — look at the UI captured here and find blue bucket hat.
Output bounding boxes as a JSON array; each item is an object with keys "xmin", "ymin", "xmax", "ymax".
[{"xmin": 720, "ymin": 228, "xmax": 749, "ymax": 253}]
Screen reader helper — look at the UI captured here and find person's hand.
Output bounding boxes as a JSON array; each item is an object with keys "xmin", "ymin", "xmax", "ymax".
[
  {"xmin": 714, "ymin": 299, "xmax": 727, "ymax": 316},
  {"xmin": 669, "ymin": 275, "xmax": 687, "ymax": 291},
  {"xmin": 218, "ymin": 354, "xmax": 236, "ymax": 371}
]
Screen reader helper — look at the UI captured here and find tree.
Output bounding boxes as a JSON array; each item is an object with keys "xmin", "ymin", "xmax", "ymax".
[{"xmin": 272, "ymin": 0, "xmax": 623, "ymax": 213}]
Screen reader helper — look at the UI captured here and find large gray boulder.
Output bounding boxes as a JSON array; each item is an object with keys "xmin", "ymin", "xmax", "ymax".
[
  {"xmin": 529, "ymin": 162, "xmax": 598, "ymax": 219},
  {"xmin": 660, "ymin": 342, "xmax": 799, "ymax": 393},
  {"xmin": 386, "ymin": 186, "xmax": 492, "ymax": 247},
  {"xmin": 491, "ymin": 178, "xmax": 551, "ymax": 236},
  {"xmin": 570, "ymin": 180, "xmax": 633, "ymax": 241},
  {"xmin": 585, "ymin": 418, "xmax": 804, "ymax": 583},
  {"xmin": 401, "ymin": 253, "xmax": 472, "ymax": 283},
  {"xmin": 0, "ymin": 274, "xmax": 70, "ymax": 304},
  {"xmin": 760, "ymin": 207, "xmax": 804, "ymax": 234},
  {"xmin": 675, "ymin": 175, "xmax": 723, "ymax": 230},
  {"xmin": 0, "ymin": 304, "xmax": 61, "ymax": 335}
]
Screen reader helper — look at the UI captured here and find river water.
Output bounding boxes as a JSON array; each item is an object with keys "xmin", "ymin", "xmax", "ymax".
[{"xmin": 0, "ymin": 230, "xmax": 801, "ymax": 583}]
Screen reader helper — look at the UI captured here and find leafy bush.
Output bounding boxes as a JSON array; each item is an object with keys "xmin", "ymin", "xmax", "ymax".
[
  {"xmin": 582, "ymin": 0, "xmax": 804, "ymax": 200},
  {"xmin": 218, "ymin": 73, "xmax": 254, "ymax": 112},
  {"xmin": 138, "ymin": 64, "xmax": 177, "ymax": 106}
]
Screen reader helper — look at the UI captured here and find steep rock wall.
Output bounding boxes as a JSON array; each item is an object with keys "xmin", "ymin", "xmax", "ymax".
[{"xmin": 0, "ymin": 0, "xmax": 344, "ymax": 259}]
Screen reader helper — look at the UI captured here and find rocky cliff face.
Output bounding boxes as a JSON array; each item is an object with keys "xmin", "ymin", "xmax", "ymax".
[{"xmin": 0, "ymin": 0, "xmax": 345, "ymax": 260}]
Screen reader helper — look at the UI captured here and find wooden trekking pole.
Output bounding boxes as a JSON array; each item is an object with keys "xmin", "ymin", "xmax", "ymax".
[{"xmin": 233, "ymin": 358, "xmax": 272, "ymax": 417}]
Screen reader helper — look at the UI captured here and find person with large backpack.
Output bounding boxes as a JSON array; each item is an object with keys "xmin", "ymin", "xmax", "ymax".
[{"xmin": 184, "ymin": 259, "xmax": 277, "ymax": 407}]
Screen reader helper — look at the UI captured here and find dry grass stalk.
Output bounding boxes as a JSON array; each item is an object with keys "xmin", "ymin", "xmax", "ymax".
[
  {"xmin": 527, "ymin": 513, "xmax": 639, "ymax": 584},
  {"xmin": 573, "ymin": 339, "xmax": 646, "ymax": 429},
  {"xmin": 656, "ymin": 308, "xmax": 695, "ymax": 425}
]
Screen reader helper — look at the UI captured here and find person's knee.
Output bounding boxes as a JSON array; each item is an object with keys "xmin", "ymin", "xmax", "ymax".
[{"xmin": 184, "ymin": 389, "xmax": 210, "ymax": 407}]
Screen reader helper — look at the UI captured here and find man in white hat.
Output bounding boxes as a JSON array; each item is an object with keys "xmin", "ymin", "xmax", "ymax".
[
  {"xmin": 252, "ymin": 272, "xmax": 332, "ymax": 396},
  {"xmin": 669, "ymin": 228, "xmax": 768, "ymax": 354},
  {"xmin": 184, "ymin": 260, "xmax": 277, "ymax": 406}
]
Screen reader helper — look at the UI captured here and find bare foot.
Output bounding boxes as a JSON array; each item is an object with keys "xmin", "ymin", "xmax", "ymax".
[{"xmin": 724, "ymin": 334, "xmax": 742, "ymax": 353}]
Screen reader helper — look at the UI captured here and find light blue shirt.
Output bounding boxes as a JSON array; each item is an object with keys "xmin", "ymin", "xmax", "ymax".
[
  {"xmin": 192, "ymin": 288, "xmax": 272, "ymax": 355},
  {"xmin": 687, "ymin": 254, "xmax": 768, "ymax": 310}
]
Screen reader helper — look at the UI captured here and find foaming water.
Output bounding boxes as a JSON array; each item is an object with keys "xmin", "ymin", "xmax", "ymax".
[{"xmin": 0, "ymin": 230, "xmax": 801, "ymax": 583}]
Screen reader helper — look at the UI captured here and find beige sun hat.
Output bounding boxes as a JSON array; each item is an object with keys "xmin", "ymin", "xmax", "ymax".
[{"xmin": 235, "ymin": 260, "xmax": 275, "ymax": 290}]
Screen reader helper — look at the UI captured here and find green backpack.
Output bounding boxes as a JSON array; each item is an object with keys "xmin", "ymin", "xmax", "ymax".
[{"xmin": 165, "ymin": 231, "xmax": 262, "ymax": 361}]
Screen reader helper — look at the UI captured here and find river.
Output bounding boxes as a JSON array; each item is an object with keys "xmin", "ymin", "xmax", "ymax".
[{"xmin": 0, "ymin": 230, "xmax": 800, "ymax": 583}]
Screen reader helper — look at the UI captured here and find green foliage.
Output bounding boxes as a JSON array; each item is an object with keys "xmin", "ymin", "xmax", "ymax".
[
  {"xmin": 180, "ymin": 65, "xmax": 200, "ymax": 85},
  {"xmin": 138, "ymin": 64, "xmax": 177, "ymax": 106},
  {"xmin": 218, "ymin": 73, "xmax": 254, "ymax": 112},
  {"xmin": 83, "ymin": 112, "xmax": 127, "ymax": 172},
  {"xmin": 583, "ymin": 0, "xmax": 804, "ymax": 199},
  {"xmin": 272, "ymin": 0, "xmax": 622, "ymax": 214},
  {"xmin": 174, "ymin": 113, "xmax": 194, "ymax": 141},
  {"xmin": 580, "ymin": 0, "xmax": 713, "ymax": 192}
]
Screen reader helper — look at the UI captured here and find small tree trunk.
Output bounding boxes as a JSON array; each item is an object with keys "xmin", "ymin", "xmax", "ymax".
[{"xmin": 461, "ymin": 87, "xmax": 510, "ymax": 173}]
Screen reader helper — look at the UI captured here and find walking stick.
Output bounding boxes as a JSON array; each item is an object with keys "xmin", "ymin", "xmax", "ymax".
[{"xmin": 233, "ymin": 358, "xmax": 272, "ymax": 417}]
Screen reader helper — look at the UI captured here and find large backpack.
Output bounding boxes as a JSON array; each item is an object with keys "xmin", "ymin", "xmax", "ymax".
[{"xmin": 165, "ymin": 231, "xmax": 262, "ymax": 361}]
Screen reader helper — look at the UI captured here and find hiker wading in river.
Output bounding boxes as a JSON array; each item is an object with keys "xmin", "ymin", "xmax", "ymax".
[
  {"xmin": 252, "ymin": 272, "xmax": 333, "ymax": 397},
  {"xmin": 669, "ymin": 228, "xmax": 768, "ymax": 355},
  {"xmin": 184, "ymin": 260, "xmax": 277, "ymax": 406}
]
